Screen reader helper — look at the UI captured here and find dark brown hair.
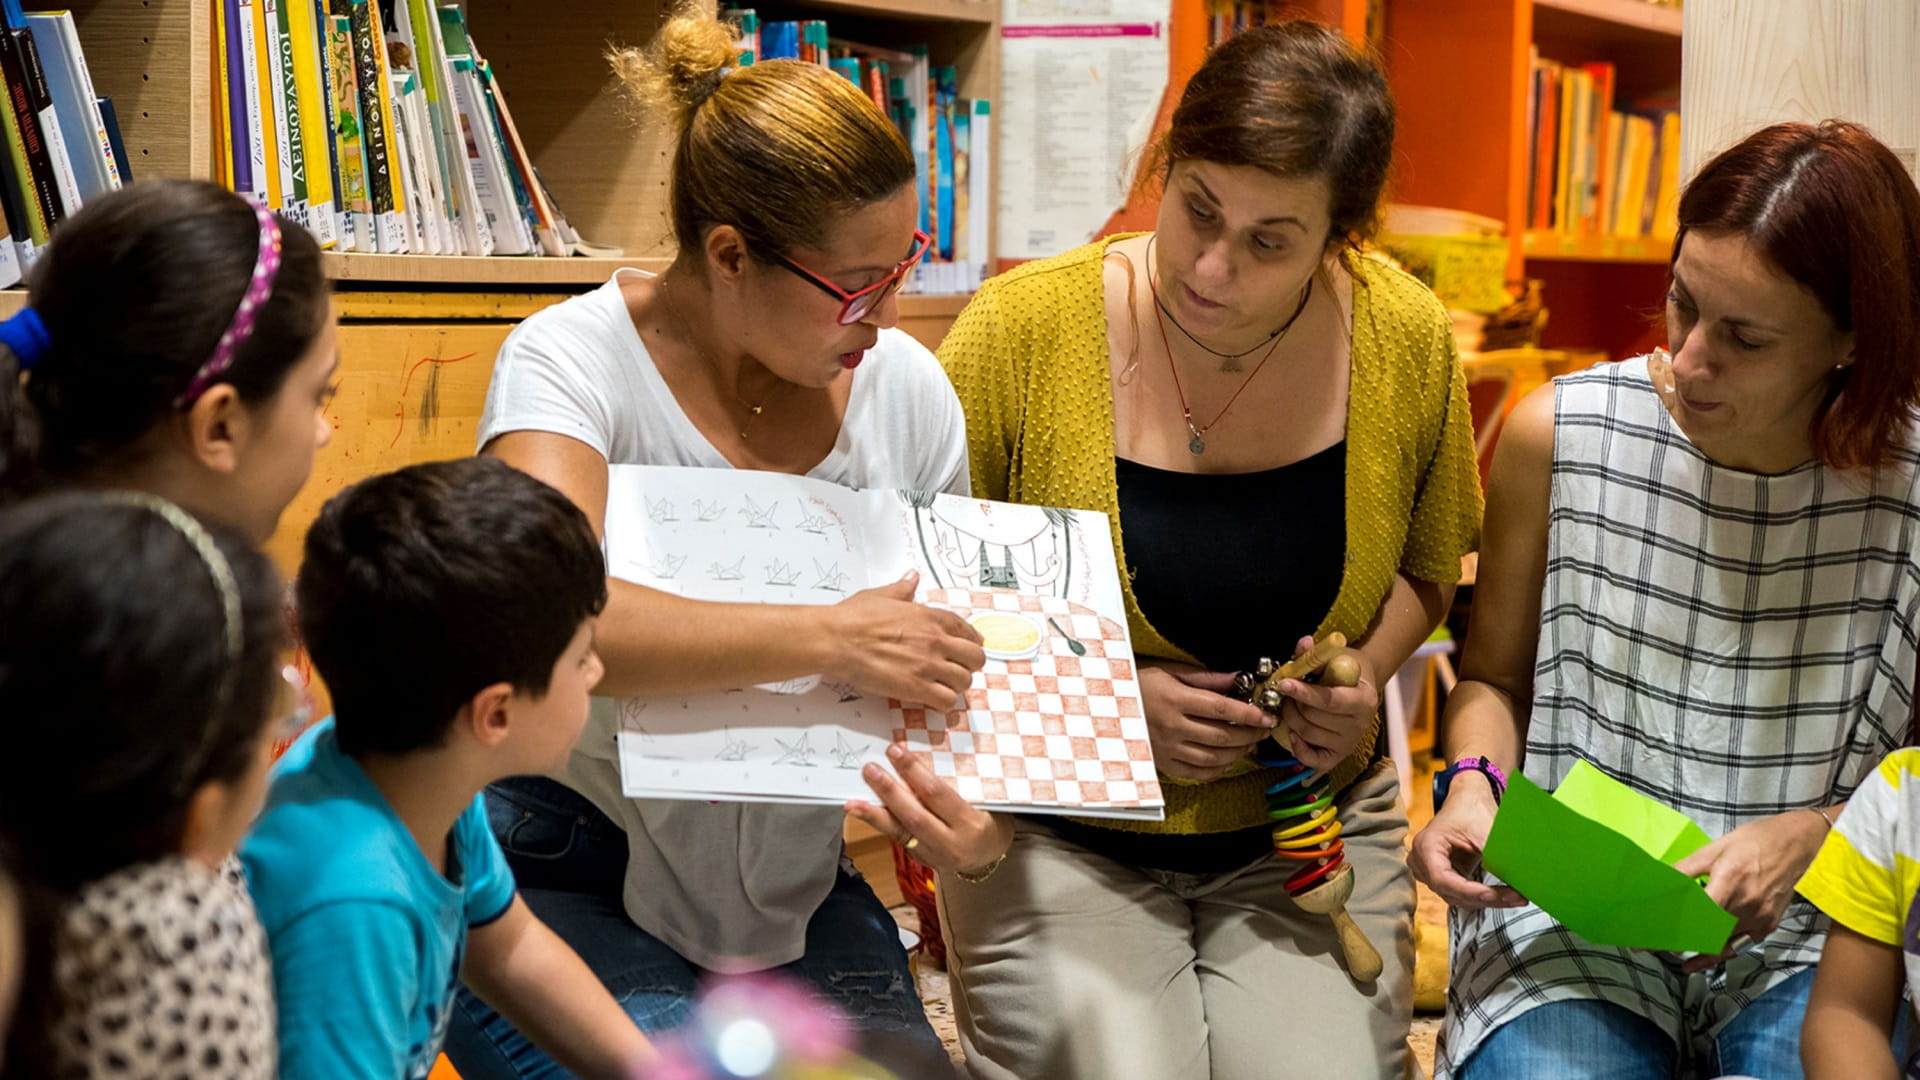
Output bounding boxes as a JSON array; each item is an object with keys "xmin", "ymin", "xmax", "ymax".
[
  {"xmin": 1678, "ymin": 120, "xmax": 1920, "ymax": 470},
  {"xmin": 1140, "ymin": 20, "xmax": 1395, "ymax": 249},
  {"xmin": 610, "ymin": 15, "xmax": 916, "ymax": 262},
  {"xmin": 298, "ymin": 457, "xmax": 608, "ymax": 757},
  {"xmin": 0, "ymin": 493, "xmax": 287, "ymax": 892},
  {"xmin": 0, "ymin": 179, "xmax": 328, "ymax": 497}
]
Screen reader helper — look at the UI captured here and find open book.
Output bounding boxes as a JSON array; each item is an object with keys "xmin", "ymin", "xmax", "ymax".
[{"xmin": 602, "ymin": 465, "xmax": 1164, "ymax": 821}]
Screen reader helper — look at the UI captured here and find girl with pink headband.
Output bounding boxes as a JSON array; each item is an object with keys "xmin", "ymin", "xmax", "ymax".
[{"xmin": 0, "ymin": 178, "xmax": 334, "ymax": 544}]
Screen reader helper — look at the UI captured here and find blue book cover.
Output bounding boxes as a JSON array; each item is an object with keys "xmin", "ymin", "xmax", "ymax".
[{"xmin": 762, "ymin": 21, "xmax": 800, "ymax": 61}]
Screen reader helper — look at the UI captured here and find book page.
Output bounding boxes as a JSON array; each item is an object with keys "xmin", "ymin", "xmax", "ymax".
[{"xmin": 604, "ymin": 465, "xmax": 1161, "ymax": 819}]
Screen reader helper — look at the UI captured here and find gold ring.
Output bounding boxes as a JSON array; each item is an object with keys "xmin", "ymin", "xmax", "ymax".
[{"xmin": 904, "ymin": 836, "xmax": 920, "ymax": 852}]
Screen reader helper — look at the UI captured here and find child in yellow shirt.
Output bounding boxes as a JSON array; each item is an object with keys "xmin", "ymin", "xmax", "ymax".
[{"xmin": 1798, "ymin": 747, "xmax": 1920, "ymax": 1078}]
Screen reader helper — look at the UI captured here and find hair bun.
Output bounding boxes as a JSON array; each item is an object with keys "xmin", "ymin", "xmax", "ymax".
[{"xmin": 610, "ymin": 15, "xmax": 737, "ymax": 121}]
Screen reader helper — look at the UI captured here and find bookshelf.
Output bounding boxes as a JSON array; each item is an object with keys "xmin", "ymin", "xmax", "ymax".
[
  {"xmin": 1093, "ymin": 0, "xmax": 1671, "ymax": 361},
  {"xmin": 59, "ymin": 0, "xmax": 998, "ymax": 295},
  {"xmin": 1388, "ymin": 0, "xmax": 1679, "ymax": 362},
  {"xmin": 1520, "ymin": 229, "xmax": 1667, "ymax": 264}
]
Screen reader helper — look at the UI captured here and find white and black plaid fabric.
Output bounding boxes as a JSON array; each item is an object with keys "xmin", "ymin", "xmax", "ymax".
[{"xmin": 1439, "ymin": 357, "xmax": 1920, "ymax": 1075}]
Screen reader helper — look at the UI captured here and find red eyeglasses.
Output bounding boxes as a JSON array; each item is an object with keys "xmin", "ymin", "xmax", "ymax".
[{"xmin": 770, "ymin": 230, "xmax": 931, "ymax": 325}]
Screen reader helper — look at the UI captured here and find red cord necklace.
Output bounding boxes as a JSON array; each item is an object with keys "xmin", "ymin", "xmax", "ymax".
[{"xmin": 1151, "ymin": 274, "xmax": 1313, "ymax": 455}]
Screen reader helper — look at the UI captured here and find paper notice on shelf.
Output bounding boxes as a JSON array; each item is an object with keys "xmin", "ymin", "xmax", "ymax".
[{"xmin": 997, "ymin": 0, "xmax": 1169, "ymax": 260}]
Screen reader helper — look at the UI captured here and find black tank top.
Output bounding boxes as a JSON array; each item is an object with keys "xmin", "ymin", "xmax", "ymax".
[{"xmin": 1038, "ymin": 443, "xmax": 1350, "ymax": 874}]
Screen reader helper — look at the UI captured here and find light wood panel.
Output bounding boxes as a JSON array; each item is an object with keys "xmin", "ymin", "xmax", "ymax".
[
  {"xmin": 264, "ymin": 322, "xmax": 514, "ymax": 573},
  {"xmin": 324, "ymin": 253, "xmax": 668, "ymax": 286},
  {"xmin": 1681, "ymin": 0, "xmax": 1920, "ymax": 182},
  {"xmin": 72, "ymin": 0, "xmax": 212, "ymax": 183}
]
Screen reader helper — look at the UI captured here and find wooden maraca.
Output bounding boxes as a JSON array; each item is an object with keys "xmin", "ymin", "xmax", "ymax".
[{"xmin": 1234, "ymin": 634, "xmax": 1385, "ymax": 983}]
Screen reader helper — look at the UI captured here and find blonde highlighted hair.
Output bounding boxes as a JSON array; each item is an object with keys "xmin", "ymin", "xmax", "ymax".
[{"xmin": 609, "ymin": 15, "xmax": 915, "ymax": 260}]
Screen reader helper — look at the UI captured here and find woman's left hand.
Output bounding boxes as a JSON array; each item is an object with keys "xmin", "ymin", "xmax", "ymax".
[
  {"xmin": 1272, "ymin": 635, "xmax": 1382, "ymax": 773},
  {"xmin": 845, "ymin": 742, "xmax": 1013, "ymax": 875},
  {"xmin": 1671, "ymin": 808, "xmax": 1833, "ymax": 973}
]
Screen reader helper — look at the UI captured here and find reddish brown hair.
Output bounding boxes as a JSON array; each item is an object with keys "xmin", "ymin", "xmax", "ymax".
[{"xmin": 1677, "ymin": 120, "xmax": 1920, "ymax": 470}]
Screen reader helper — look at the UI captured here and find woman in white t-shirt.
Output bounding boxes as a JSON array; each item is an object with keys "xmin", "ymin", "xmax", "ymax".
[{"xmin": 442, "ymin": 15, "xmax": 1006, "ymax": 1078}]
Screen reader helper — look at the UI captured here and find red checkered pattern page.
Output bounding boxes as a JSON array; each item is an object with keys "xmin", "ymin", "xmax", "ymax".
[{"xmin": 894, "ymin": 587, "xmax": 1162, "ymax": 813}]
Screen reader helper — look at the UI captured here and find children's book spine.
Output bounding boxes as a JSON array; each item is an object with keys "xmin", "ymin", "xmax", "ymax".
[
  {"xmin": 0, "ymin": 32, "xmax": 60, "ymax": 236},
  {"xmin": 0, "ymin": 126, "xmax": 25, "ymax": 283},
  {"xmin": 477, "ymin": 54, "xmax": 560, "ymax": 255},
  {"xmin": 324, "ymin": 15, "xmax": 369, "ymax": 249},
  {"xmin": 386, "ymin": 71, "xmax": 427, "ymax": 253},
  {"xmin": 411, "ymin": 0, "xmax": 488, "ymax": 254},
  {"xmin": 229, "ymin": 0, "xmax": 263, "ymax": 200},
  {"xmin": 11, "ymin": 29, "xmax": 79, "ymax": 218},
  {"xmin": 343, "ymin": 0, "xmax": 404, "ymax": 252},
  {"xmin": 0, "ymin": 57, "xmax": 39, "ymax": 253},
  {"xmin": 24, "ymin": 13, "xmax": 117, "ymax": 201},
  {"xmin": 212, "ymin": 0, "xmax": 230, "ymax": 188},
  {"xmin": 933, "ymin": 66, "xmax": 956, "ymax": 262},
  {"xmin": 309, "ymin": 0, "xmax": 349, "ymax": 248},
  {"xmin": 250, "ymin": 0, "xmax": 286, "ymax": 211},
  {"xmin": 0, "ymin": 127, "xmax": 34, "ymax": 270},
  {"xmin": 269, "ymin": 0, "xmax": 311, "ymax": 227},
  {"xmin": 96, "ymin": 96, "xmax": 129, "ymax": 185},
  {"xmin": 286, "ymin": 0, "xmax": 336, "ymax": 246},
  {"xmin": 968, "ymin": 98, "xmax": 989, "ymax": 286}
]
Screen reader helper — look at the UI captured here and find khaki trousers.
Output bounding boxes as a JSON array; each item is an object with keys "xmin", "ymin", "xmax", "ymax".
[{"xmin": 939, "ymin": 759, "xmax": 1414, "ymax": 1080}]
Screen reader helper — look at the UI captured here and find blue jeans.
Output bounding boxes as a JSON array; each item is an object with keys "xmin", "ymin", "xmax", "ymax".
[
  {"xmin": 1457, "ymin": 967, "xmax": 1820, "ymax": 1079},
  {"xmin": 444, "ymin": 776, "xmax": 948, "ymax": 1079}
]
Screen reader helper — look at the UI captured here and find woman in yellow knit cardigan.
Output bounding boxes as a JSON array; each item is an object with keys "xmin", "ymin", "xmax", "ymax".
[{"xmin": 937, "ymin": 21, "xmax": 1482, "ymax": 1079}]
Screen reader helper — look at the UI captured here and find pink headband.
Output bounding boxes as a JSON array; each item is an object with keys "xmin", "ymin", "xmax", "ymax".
[{"xmin": 175, "ymin": 200, "xmax": 284, "ymax": 410}]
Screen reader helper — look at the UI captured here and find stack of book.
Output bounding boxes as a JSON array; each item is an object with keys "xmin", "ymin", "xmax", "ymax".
[
  {"xmin": 724, "ymin": 9, "xmax": 991, "ymax": 295},
  {"xmin": 1524, "ymin": 53, "xmax": 1681, "ymax": 242},
  {"xmin": 213, "ymin": 0, "xmax": 592, "ymax": 258},
  {"xmin": 0, "ymin": 1, "xmax": 128, "ymax": 286}
]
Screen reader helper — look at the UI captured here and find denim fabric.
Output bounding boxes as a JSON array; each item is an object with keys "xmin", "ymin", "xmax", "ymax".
[
  {"xmin": 443, "ymin": 776, "xmax": 948, "ymax": 1079},
  {"xmin": 1456, "ymin": 966, "xmax": 1823, "ymax": 1080}
]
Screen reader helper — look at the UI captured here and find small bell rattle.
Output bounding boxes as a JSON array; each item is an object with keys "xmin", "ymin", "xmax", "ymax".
[{"xmin": 1233, "ymin": 632, "xmax": 1384, "ymax": 983}]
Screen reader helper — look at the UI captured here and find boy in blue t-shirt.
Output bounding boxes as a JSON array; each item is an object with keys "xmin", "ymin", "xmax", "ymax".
[{"xmin": 243, "ymin": 458, "xmax": 654, "ymax": 1080}]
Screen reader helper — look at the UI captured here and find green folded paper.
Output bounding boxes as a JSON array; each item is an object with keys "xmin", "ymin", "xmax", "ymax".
[{"xmin": 1481, "ymin": 760, "xmax": 1738, "ymax": 954}]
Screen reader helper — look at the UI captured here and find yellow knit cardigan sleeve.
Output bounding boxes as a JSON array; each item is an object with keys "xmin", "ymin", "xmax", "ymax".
[{"xmin": 939, "ymin": 239, "xmax": 1483, "ymax": 834}]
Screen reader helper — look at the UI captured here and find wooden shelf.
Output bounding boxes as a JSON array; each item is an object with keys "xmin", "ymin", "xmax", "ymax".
[
  {"xmin": 1534, "ymin": 0, "xmax": 1683, "ymax": 42},
  {"xmin": 771, "ymin": 0, "xmax": 997, "ymax": 25},
  {"xmin": 271, "ymin": 256, "xmax": 987, "ymax": 313},
  {"xmin": 1522, "ymin": 230, "xmax": 1672, "ymax": 264},
  {"xmin": 322, "ymin": 253, "xmax": 665, "ymax": 287}
]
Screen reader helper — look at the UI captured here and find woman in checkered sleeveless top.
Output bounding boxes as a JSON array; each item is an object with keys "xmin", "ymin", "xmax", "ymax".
[{"xmin": 1412, "ymin": 121, "xmax": 1920, "ymax": 1079}]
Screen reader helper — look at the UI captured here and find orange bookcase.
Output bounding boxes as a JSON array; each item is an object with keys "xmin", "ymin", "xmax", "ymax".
[{"xmin": 1102, "ymin": 0, "xmax": 1678, "ymax": 363}]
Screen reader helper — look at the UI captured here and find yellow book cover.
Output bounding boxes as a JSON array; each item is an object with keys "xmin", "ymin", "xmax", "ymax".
[
  {"xmin": 1617, "ymin": 116, "xmax": 1654, "ymax": 239},
  {"xmin": 285, "ymin": 0, "xmax": 336, "ymax": 247},
  {"xmin": 1652, "ymin": 113, "xmax": 1682, "ymax": 239},
  {"xmin": 1554, "ymin": 69, "xmax": 1578, "ymax": 233},
  {"xmin": 250, "ymin": 0, "xmax": 282, "ymax": 210},
  {"xmin": 213, "ymin": 0, "xmax": 230, "ymax": 188}
]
